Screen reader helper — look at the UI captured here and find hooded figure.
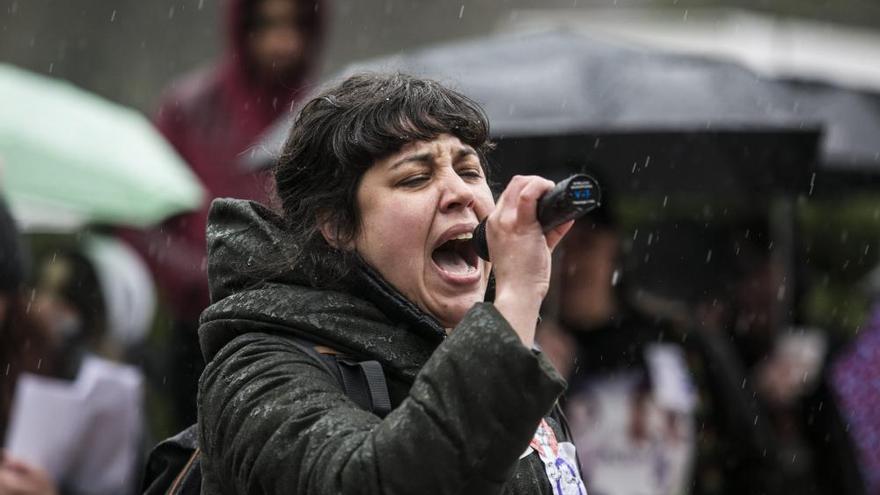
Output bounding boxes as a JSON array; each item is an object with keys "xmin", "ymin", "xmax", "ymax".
[
  {"xmin": 137, "ymin": 0, "xmax": 325, "ymax": 319},
  {"xmin": 121, "ymin": 0, "xmax": 325, "ymax": 429}
]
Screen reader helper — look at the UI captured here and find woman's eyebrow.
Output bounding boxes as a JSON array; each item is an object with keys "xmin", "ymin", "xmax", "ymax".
[
  {"xmin": 389, "ymin": 147, "xmax": 477, "ymax": 170},
  {"xmin": 389, "ymin": 152, "xmax": 434, "ymax": 170},
  {"xmin": 455, "ymin": 148, "xmax": 477, "ymax": 161}
]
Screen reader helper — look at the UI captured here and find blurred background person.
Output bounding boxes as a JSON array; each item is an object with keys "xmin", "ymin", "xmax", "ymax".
[
  {"xmin": 728, "ymin": 224, "xmax": 866, "ymax": 494},
  {"xmin": 120, "ymin": 0, "xmax": 326, "ymax": 430},
  {"xmin": 1, "ymin": 197, "xmax": 149, "ymax": 495},
  {"xmin": 537, "ymin": 200, "xmax": 783, "ymax": 495},
  {"xmin": 829, "ymin": 266, "xmax": 880, "ymax": 495},
  {"xmin": 0, "ymin": 198, "xmax": 58, "ymax": 495}
]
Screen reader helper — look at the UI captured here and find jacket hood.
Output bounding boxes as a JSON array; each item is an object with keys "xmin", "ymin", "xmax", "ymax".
[
  {"xmin": 219, "ymin": 0, "xmax": 326, "ymax": 132},
  {"xmin": 200, "ymin": 198, "xmax": 446, "ymax": 381}
]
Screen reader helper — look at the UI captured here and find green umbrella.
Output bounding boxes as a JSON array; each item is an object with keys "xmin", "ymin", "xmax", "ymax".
[{"xmin": 0, "ymin": 63, "xmax": 204, "ymax": 231}]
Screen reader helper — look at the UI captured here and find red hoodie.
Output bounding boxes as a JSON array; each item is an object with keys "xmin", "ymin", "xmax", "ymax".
[{"xmin": 125, "ymin": 0, "xmax": 325, "ymax": 320}]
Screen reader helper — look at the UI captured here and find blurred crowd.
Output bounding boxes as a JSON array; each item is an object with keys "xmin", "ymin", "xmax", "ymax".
[{"xmin": 1, "ymin": 0, "xmax": 879, "ymax": 494}]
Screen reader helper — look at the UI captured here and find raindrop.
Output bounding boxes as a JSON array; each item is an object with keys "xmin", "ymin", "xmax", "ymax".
[
  {"xmin": 632, "ymin": 229, "xmax": 639, "ymax": 241},
  {"xmin": 662, "ymin": 195, "xmax": 668, "ymax": 208},
  {"xmin": 168, "ymin": 6, "xmax": 175, "ymax": 19},
  {"xmin": 458, "ymin": 5, "xmax": 464, "ymax": 19},
  {"xmin": 705, "ymin": 250, "xmax": 712, "ymax": 263},
  {"xmin": 198, "ymin": 0, "xmax": 205, "ymax": 10},
  {"xmin": 647, "ymin": 232, "xmax": 654, "ymax": 246},
  {"xmin": 611, "ymin": 269, "xmax": 620, "ymax": 286},
  {"xmin": 26, "ymin": 288, "xmax": 35, "ymax": 314},
  {"xmin": 110, "ymin": 9, "xmax": 116, "ymax": 22},
  {"xmin": 4, "ymin": 363, "xmax": 9, "ymax": 376},
  {"xmin": 644, "ymin": 156, "xmax": 651, "ymax": 168},
  {"xmin": 865, "ymin": 244, "xmax": 870, "ymax": 255},
  {"xmin": 631, "ymin": 162, "xmax": 637, "ymax": 174},
  {"xmin": 777, "ymin": 284, "xmax": 786, "ymax": 301},
  {"xmin": 48, "ymin": 63, "xmax": 54, "ymax": 73},
  {"xmin": 683, "ymin": 10, "xmax": 689, "ymax": 22},
  {"xmin": 37, "ymin": 358, "xmax": 42, "ymax": 370},
  {"xmin": 808, "ymin": 172, "xmax": 816, "ymax": 196},
  {"xmin": 741, "ymin": 378, "xmax": 747, "ymax": 389}
]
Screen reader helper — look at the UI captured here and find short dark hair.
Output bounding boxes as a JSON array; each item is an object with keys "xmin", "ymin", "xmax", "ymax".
[{"xmin": 274, "ymin": 72, "xmax": 494, "ymax": 288}]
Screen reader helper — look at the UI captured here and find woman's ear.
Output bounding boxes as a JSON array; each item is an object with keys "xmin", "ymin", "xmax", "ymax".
[{"xmin": 318, "ymin": 213, "xmax": 353, "ymax": 250}]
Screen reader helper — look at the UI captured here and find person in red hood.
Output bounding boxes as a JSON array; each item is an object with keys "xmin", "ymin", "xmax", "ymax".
[{"xmin": 124, "ymin": 0, "xmax": 325, "ymax": 429}]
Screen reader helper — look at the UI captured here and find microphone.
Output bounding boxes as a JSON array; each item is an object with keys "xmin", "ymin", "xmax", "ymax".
[{"xmin": 472, "ymin": 173, "xmax": 601, "ymax": 261}]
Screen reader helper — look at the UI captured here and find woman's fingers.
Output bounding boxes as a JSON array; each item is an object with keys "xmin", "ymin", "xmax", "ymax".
[{"xmin": 514, "ymin": 177, "xmax": 555, "ymax": 227}]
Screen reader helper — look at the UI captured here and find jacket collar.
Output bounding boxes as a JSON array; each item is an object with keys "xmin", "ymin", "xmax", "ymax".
[{"xmin": 200, "ymin": 198, "xmax": 447, "ymax": 382}]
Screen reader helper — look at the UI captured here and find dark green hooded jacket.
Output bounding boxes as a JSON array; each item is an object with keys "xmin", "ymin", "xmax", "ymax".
[{"xmin": 196, "ymin": 199, "xmax": 573, "ymax": 494}]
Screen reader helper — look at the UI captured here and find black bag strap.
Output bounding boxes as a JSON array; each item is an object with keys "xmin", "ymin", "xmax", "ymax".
[
  {"xmin": 289, "ymin": 337, "xmax": 391, "ymax": 418},
  {"xmin": 359, "ymin": 360, "xmax": 392, "ymax": 417},
  {"xmin": 336, "ymin": 358, "xmax": 392, "ymax": 417}
]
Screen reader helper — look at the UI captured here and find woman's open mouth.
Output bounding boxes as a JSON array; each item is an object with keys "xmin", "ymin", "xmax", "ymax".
[{"xmin": 430, "ymin": 232, "xmax": 481, "ymax": 283}]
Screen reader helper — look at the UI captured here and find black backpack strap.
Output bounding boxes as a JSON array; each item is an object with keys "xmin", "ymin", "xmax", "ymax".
[
  {"xmin": 336, "ymin": 358, "xmax": 392, "ymax": 417},
  {"xmin": 289, "ymin": 337, "xmax": 391, "ymax": 418},
  {"xmin": 359, "ymin": 360, "xmax": 391, "ymax": 416}
]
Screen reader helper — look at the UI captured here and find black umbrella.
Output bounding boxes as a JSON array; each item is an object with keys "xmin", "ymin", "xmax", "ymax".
[
  {"xmin": 248, "ymin": 30, "xmax": 823, "ymax": 198},
  {"xmin": 781, "ymin": 81, "xmax": 880, "ymax": 195}
]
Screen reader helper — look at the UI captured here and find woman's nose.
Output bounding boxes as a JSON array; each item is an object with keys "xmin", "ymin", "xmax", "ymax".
[{"xmin": 438, "ymin": 172, "xmax": 475, "ymax": 213}]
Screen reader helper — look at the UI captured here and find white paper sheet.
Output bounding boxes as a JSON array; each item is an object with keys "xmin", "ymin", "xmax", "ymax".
[{"xmin": 4, "ymin": 356, "xmax": 144, "ymax": 495}]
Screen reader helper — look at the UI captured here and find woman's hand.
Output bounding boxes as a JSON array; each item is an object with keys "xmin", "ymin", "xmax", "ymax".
[
  {"xmin": 0, "ymin": 452, "xmax": 58, "ymax": 495},
  {"xmin": 486, "ymin": 175, "xmax": 573, "ymax": 346}
]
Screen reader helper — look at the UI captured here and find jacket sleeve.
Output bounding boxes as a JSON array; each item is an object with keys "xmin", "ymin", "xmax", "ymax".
[{"xmin": 198, "ymin": 302, "xmax": 566, "ymax": 495}]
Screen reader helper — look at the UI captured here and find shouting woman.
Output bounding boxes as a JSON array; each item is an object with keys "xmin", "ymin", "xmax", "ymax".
[{"xmin": 196, "ymin": 73, "xmax": 587, "ymax": 494}]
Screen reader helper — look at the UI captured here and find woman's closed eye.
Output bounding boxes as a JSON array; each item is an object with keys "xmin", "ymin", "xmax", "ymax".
[
  {"xmin": 398, "ymin": 174, "xmax": 431, "ymax": 188},
  {"xmin": 457, "ymin": 167, "xmax": 484, "ymax": 180}
]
